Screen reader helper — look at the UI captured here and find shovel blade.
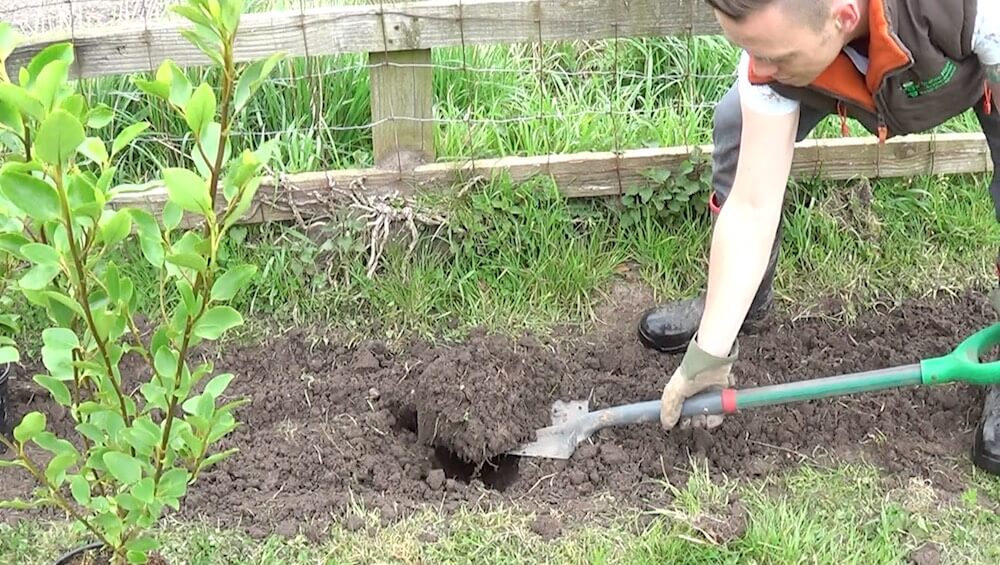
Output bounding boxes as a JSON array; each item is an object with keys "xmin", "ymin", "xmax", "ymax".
[
  {"xmin": 508, "ymin": 399, "xmax": 590, "ymax": 459},
  {"xmin": 507, "ymin": 425, "xmax": 579, "ymax": 459}
]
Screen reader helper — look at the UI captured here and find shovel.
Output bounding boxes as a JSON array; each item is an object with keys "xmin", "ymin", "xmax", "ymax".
[{"xmin": 508, "ymin": 322, "xmax": 1000, "ymax": 459}]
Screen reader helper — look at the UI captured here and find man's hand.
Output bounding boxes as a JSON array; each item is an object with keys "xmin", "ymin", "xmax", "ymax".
[{"xmin": 660, "ymin": 336, "xmax": 738, "ymax": 429}]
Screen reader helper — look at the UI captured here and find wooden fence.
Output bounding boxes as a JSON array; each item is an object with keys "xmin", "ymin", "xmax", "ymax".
[{"xmin": 5, "ymin": 0, "xmax": 994, "ymax": 225}]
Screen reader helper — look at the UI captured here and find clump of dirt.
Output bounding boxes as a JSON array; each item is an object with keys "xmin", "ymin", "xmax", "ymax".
[
  {"xmin": 384, "ymin": 330, "xmax": 560, "ymax": 463},
  {"xmin": 908, "ymin": 541, "xmax": 942, "ymax": 565},
  {"xmin": 1, "ymin": 289, "xmax": 996, "ymax": 539}
]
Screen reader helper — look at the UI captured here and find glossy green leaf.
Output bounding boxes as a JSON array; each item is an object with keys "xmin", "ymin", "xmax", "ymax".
[
  {"xmin": 0, "ymin": 171, "xmax": 60, "ymax": 221},
  {"xmin": 0, "ymin": 22, "xmax": 21, "ymax": 66},
  {"xmin": 20, "ymin": 242, "xmax": 60, "ymax": 266},
  {"xmin": 44, "ymin": 452, "xmax": 75, "ymax": 486},
  {"xmin": 163, "ymin": 167, "xmax": 211, "ymax": 215},
  {"xmin": 185, "ymin": 82, "xmax": 216, "ymax": 139},
  {"xmin": 129, "ymin": 209, "xmax": 164, "ymax": 267},
  {"xmin": 133, "ymin": 78, "xmax": 169, "ymax": 102},
  {"xmin": 203, "ymin": 372, "xmax": 235, "ymax": 399},
  {"xmin": 192, "ymin": 306, "xmax": 243, "ymax": 339},
  {"xmin": 0, "ymin": 100, "xmax": 24, "ymax": 138},
  {"xmin": 156, "ymin": 467, "xmax": 190, "ymax": 499},
  {"xmin": 103, "ymin": 451, "xmax": 142, "ymax": 485},
  {"xmin": 78, "ymin": 137, "xmax": 109, "ymax": 167},
  {"xmin": 33, "ymin": 375, "xmax": 71, "ymax": 405},
  {"xmin": 69, "ymin": 474, "xmax": 91, "ymax": 505},
  {"xmin": 0, "ymin": 83, "xmax": 45, "ymax": 121},
  {"xmin": 98, "ymin": 209, "xmax": 132, "ymax": 247},
  {"xmin": 111, "ymin": 122, "xmax": 150, "ymax": 157},
  {"xmin": 31, "ymin": 59, "xmax": 70, "ymax": 111},
  {"xmin": 34, "ymin": 109, "xmax": 85, "ymax": 167},
  {"xmin": 13, "ymin": 411, "xmax": 46, "ymax": 443},
  {"xmin": 166, "ymin": 252, "xmax": 207, "ymax": 273},
  {"xmin": 41, "ymin": 327, "xmax": 78, "ymax": 380},
  {"xmin": 162, "ymin": 201, "xmax": 183, "ymax": 231},
  {"xmin": 86, "ymin": 104, "xmax": 114, "ymax": 129},
  {"xmin": 0, "ymin": 346, "xmax": 18, "ymax": 364},
  {"xmin": 19, "ymin": 263, "xmax": 60, "ymax": 290},
  {"xmin": 210, "ymin": 264, "xmax": 256, "ymax": 301},
  {"xmin": 233, "ymin": 52, "xmax": 283, "ymax": 114},
  {"xmin": 25, "ymin": 43, "xmax": 73, "ymax": 88}
]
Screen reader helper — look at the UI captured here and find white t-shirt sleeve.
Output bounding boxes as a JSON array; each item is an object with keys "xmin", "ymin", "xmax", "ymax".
[
  {"xmin": 736, "ymin": 50, "xmax": 800, "ymax": 115},
  {"xmin": 973, "ymin": 0, "xmax": 1000, "ymax": 65}
]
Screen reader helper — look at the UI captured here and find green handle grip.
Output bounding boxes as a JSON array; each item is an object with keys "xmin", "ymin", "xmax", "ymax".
[
  {"xmin": 723, "ymin": 322, "xmax": 1000, "ymax": 414},
  {"xmin": 920, "ymin": 322, "xmax": 1000, "ymax": 385}
]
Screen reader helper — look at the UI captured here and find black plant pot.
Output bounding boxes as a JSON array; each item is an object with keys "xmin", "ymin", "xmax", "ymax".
[{"xmin": 53, "ymin": 541, "xmax": 106, "ymax": 565}]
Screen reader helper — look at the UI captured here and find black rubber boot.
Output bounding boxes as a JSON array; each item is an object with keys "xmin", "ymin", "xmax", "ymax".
[
  {"xmin": 637, "ymin": 259, "xmax": 776, "ymax": 354},
  {"xmin": 972, "ymin": 384, "xmax": 1000, "ymax": 476}
]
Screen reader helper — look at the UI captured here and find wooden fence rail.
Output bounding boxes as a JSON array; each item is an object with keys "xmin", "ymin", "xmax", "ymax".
[{"xmin": 4, "ymin": 0, "xmax": 994, "ymax": 227}]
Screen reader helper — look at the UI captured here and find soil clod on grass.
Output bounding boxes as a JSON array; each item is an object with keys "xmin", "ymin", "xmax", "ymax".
[{"xmin": 1, "ymin": 289, "xmax": 996, "ymax": 538}]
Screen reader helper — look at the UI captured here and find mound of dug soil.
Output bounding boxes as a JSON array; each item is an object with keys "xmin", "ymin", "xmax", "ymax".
[{"xmin": 1, "ymin": 289, "xmax": 996, "ymax": 539}]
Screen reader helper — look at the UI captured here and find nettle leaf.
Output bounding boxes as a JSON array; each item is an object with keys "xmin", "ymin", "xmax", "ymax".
[
  {"xmin": 35, "ymin": 109, "xmax": 85, "ymax": 167},
  {"xmin": 102, "ymin": 451, "xmax": 143, "ymax": 485},
  {"xmin": 0, "ymin": 171, "xmax": 61, "ymax": 222},
  {"xmin": 210, "ymin": 264, "xmax": 257, "ymax": 301},
  {"xmin": 192, "ymin": 306, "xmax": 243, "ymax": 340},
  {"xmin": 163, "ymin": 167, "xmax": 211, "ymax": 215},
  {"xmin": 185, "ymin": 82, "xmax": 216, "ymax": 139},
  {"xmin": 111, "ymin": 122, "xmax": 151, "ymax": 158}
]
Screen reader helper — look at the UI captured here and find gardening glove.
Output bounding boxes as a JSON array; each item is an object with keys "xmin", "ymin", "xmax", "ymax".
[{"xmin": 660, "ymin": 335, "xmax": 738, "ymax": 430}]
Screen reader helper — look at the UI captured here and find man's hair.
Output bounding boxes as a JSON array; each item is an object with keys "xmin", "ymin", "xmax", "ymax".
[{"xmin": 705, "ymin": 0, "xmax": 831, "ymax": 29}]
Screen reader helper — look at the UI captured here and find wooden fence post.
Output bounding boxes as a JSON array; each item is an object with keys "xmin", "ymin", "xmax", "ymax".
[{"xmin": 369, "ymin": 49, "xmax": 435, "ymax": 170}]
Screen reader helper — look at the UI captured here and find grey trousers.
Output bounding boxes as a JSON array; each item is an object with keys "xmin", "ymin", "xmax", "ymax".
[{"xmin": 709, "ymin": 81, "xmax": 1000, "ymax": 312}]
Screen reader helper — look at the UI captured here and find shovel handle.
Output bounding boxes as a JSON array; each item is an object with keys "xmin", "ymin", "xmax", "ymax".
[{"xmin": 584, "ymin": 393, "xmax": 727, "ymax": 432}]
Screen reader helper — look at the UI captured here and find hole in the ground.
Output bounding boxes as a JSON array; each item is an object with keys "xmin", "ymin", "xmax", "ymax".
[
  {"xmin": 390, "ymin": 404, "xmax": 521, "ymax": 492},
  {"xmin": 430, "ymin": 445, "xmax": 521, "ymax": 492},
  {"xmin": 394, "ymin": 405, "xmax": 418, "ymax": 434}
]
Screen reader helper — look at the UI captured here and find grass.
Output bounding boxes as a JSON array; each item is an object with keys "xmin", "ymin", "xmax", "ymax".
[{"xmin": 2, "ymin": 461, "xmax": 997, "ymax": 564}]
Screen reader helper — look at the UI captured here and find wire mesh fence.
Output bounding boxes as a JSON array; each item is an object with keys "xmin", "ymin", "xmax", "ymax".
[
  {"xmin": 1, "ymin": 0, "xmax": 986, "ymax": 194},
  {"xmin": 0, "ymin": 0, "xmax": 763, "ymax": 183}
]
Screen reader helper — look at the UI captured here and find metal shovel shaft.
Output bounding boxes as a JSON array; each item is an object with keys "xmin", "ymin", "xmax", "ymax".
[{"xmin": 509, "ymin": 363, "xmax": 925, "ymax": 459}]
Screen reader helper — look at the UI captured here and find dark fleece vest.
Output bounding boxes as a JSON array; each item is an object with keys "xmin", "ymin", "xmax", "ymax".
[{"xmin": 747, "ymin": 0, "xmax": 990, "ymax": 140}]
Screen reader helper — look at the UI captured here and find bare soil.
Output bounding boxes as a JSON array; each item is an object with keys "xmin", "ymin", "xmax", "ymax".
[{"xmin": 1, "ymin": 286, "xmax": 997, "ymax": 541}]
